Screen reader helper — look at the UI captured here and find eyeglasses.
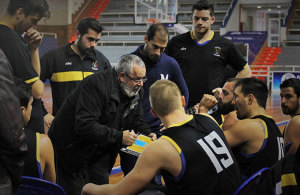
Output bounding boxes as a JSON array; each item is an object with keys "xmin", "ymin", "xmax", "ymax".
[{"xmin": 125, "ymin": 73, "xmax": 147, "ymax": 84}]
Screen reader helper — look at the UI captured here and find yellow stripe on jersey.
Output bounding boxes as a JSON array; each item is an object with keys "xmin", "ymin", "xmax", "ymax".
[
  {"xmin": 281, "ymin": 173, "xmax": 297, "ymax": 187},
  {"xmin": 220, "ymin": 114, "xmax": 225, "ymax": 128},
  {"xmin": 243, "ymin": 63, "xmax": 249, "ymax": 69},
  {"xmin": 160, "ymin": 136, "xmax": 182, "ymax": 154},
  {"xmin": 208, "ymin": 31, "xmax": 214, "ymax": 40},
  {"xmin": 199, "ymin": 113, "xmax": 221, "ymax": 128},
  {"xmin": 191, "ymin": 30, "xmax": 214, "ymax": 41},
  {"xmin": 261, "ymin": 114, "xmax": 274, "ymax": 120},
  {"xmin": 36, "ymin": 132, "xmax": 40, "ymax": 163},
  {"xmin": 25, "ymin": 77, "xmax": 39, "ymax": 84},
  {"xmin": 259, "ymin": 119, "xmax": 269, "ymax": 139},
  {"xmin": 51, "ymin": 71, "xmax": 94, "ymax": 82},
  {"xmin": 168, "ymin": 115, "xmax": 193, "ymax": 128}
]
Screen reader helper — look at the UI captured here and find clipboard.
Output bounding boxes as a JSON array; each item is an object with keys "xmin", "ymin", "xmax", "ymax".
[{"xmin": 120, "ymin": 134, "xmax": 153, "ymax": 156}]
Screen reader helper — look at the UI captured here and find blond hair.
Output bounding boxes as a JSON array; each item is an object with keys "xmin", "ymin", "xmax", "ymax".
[{"xmin": 149, "ymin": 80, "xmax": 182, "ymax": 116}]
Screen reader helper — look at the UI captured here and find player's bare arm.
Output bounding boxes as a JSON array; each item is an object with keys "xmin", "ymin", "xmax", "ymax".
[
  {"xmin": 82, "ymin": 138, "xmax": 181, "ymax": 195},
  {"xmin": 224, "ymin": 118, "xmax": 265, "ymax": 154},
  {"xmin": 284, "ymin": 116, "xmax": 300, "ymax": 154}
]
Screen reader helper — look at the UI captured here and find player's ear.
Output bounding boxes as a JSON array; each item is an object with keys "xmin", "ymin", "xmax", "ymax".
[
  {"xmin": 181, "ymin": 96, "xmax": 186, "ymax": 108},
  {"xmin": 247, "ymin": 94, "xmax": 255, "ymax": 105},
  {"xmin": 75, "ymin": 30, "xmax": 81, "ymax": 40},
  {"xmin": 144, "ymin": 35, "xmax": 149, "ymax": 44},
  {"xmin": 210, "ymin": 15, "xmax": 215, "ymax": 24},
  {"xmin": 119, "ymin": 72, "xmax": 126, "ymax": 83},
  {"xmin": 151, "ymin": 109, "xmax": 159, "ymax": 118}
]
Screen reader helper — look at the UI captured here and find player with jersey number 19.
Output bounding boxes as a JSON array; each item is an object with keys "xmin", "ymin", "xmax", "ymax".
[{"xmin": 82, "ymin": 80, "xmax": 241, "ymax": 195}]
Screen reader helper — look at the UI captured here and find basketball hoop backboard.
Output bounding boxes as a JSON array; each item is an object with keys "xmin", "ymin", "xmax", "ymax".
[{"xmin": 134, "ymin": 0, "xmax": 177, "ymax": 24}]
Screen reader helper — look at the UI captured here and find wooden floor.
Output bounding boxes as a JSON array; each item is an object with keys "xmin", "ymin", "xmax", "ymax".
[{"xmin": 41, "ymin": 85, "xmax": 290, "ymax": 184}]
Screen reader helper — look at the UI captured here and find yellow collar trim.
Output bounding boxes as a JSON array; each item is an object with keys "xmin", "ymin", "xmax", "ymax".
[{"xmin": 168, "ymin": 115, "xmax": 193, "ymax": 128}]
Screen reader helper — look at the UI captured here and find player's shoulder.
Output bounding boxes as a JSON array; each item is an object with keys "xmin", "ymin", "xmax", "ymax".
[
  {"xmin": 213, "ymin": 33, "xmax": 233, "ymax": 44},
  {"xmin": 287, "ymin": 115, "xmax": 300, "ymax": 129},
  {"xmin": 169, "ymin": 31, "xmax": 190, "ymax": 42}
]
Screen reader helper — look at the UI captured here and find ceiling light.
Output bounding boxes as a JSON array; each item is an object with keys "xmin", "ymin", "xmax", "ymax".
[
  {"xmin": 277, "ymin": 5, "xmax": 281, "ymax": 8},
  {"xmin": 257, "ymin": 5, "xmax": 262, "ymax": 8},
  {"xmin": 268, "ymin": 8, "xmax": 272, "ymax": 11}
]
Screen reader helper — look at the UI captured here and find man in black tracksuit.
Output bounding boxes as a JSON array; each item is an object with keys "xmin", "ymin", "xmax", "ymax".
[{"xmin": 48, "ymin": 54, "xmax": 155, "ymax": 195}]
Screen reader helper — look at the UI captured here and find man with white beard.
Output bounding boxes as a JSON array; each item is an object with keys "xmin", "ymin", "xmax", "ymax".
[{"xmin": 48, "ymin": 54, "xmax": 156, "ymax": 195}]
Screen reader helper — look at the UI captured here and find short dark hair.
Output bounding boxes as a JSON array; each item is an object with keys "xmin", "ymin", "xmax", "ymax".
[
  {"xmin": 280, "ymin": 78, "xmax": 300, "ymax": 98},
  {"xmin": 192, "ymin": 0, "xmax": 214, "ymax": 16},
  {"xmin": 226, "ymin": 78, "xmax": 241, "ymax": 85},
  {"xmin": 16, "ymin": 81, "xmax": 32, "ymax": 108},
  {"xmin": 7, "ymin": 0, "xmax": 50, "ymax": 19},
  {"xmin": 146, "ymin": 23, "xmax": 169, "ymax": 41},
  {"xmin": 76, "ymin": 18, "xmax": 103, "ymax": 35},
  {"xmin": 235, "ymin": 78, "xmax": 268, "ymax": 109}
]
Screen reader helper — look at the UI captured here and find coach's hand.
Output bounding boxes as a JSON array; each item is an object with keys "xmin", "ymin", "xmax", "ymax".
[{"xmin": 122, "ymin": 130, "xmax": 138, "ymax": 146}]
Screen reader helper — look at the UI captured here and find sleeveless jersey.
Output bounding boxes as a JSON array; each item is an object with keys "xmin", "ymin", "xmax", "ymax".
[
  {"xmin": 283, "ymin": 113, "xmax": 300, "ymax": 137},
  {"xmin": 161, "ymin": 114, "xmax": 241, "ymax": 195},
  {"xmin": 23, "ymin": 128, "xmax": 43, "ymax": 178},
  {"xmin": 233, "ymin": 115, "xmax": 284, "ymax": 178}
]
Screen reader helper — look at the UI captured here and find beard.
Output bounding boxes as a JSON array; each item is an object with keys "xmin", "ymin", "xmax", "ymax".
[
  {"xmin": 281, "ymin": 104, "xmax": 299, "ymax": 116},
  {"xmin": 218, "ymin": 101, "xmax": 235, "ymax": 115},
  {"xmin": 120, "ymin": 81, "xmax": 141, "ymax": 97},
  {"xmin": 77, "ymin": 38, "xmax": 94, "ymax": 55},
  {"xmin": 144, "ymin": 47, "xmax": 159, "ymax": 62}
]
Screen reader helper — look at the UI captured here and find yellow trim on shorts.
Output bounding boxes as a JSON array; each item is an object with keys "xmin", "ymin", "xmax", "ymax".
[
  {"xmin": 36, "ymin": 132, "xmax": 40, "ymax": 163},
  {"xmin": 25, "ymin": 77, "xmax": 39, "ymax": 84},
  {"xmin": 281, "ymin": 173, "xmax": 297, "ymax": 187},
  {"xmin": 168, "ymin": 115, "xmax": 193, "ymax": 128},
  {"xmin": 160, "ymin": 136, "xmax": 181, "ymax": 154},
  {"xmin": 51, "ymin": 71, "xmax": 94, "ymax": 82}
]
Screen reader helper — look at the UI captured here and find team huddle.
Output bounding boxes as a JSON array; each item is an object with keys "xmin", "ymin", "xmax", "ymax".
[{"xmin": 0, "ymin": 0, "xmax": 299, "ymax": 195}]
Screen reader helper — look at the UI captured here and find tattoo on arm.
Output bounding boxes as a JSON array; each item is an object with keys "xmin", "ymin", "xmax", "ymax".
[{"xmin": 259, "ymin": 121, "xmax": 265, "ymax": 134}]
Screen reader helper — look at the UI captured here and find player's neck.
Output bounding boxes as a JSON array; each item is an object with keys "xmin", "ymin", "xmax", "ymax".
[
  {"xmin": 162, "ymin": 110, "xmax": 191, "ymax": 129},
  {"xmin": 291, "ymin": 107, "xmax": 300, "ymax": 117},
  {"xmin": 193, "ymin": 29, "xmax": 213, "ymax": 43},
  {"xmin": 248, "ymin": 106, "xmax": 266, "ymax": 118},
  {"xmin": 0, "ymin": 13, "xmax": 15, "ymax": 31}
]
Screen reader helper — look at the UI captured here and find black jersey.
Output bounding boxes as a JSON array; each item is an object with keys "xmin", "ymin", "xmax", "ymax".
[
  {"xmin": 250, "ymin": 148, "xmax": 300, "ymax": 195},
  {"xmin": 23, "ymin": 128, "xmax": 43, "ymax": 179},
  {"xmin": 0, "ymin": 25, "xmax": 38, "ymax": 84},
  {"xmin": 165, "ymin": 31, "xmax": 247, "ymax": 108},
  {"xmin": 161, "ymin": 114, "xmax": 241, "ymax": 195},
  {"xmin": 234, "ymin": 115, "xmax": 284, "ymax": 179},
  {"xmin": 40, "ymin": 43, "xmax": 111, "ymax": 115}
]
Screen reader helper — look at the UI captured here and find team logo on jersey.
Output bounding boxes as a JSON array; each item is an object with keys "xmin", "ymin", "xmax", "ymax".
[
  {"xmin": 65, "ymin": 61, "xmax": 72, "ymax": 66},
  {"xmin": 92, "ymin": 61, "xmax": 99, "ymax": 70},
  {"xmin": 214, "ymin": 47, "xmax": 221, "ymax": 57},
  {"xmin": 180, "ymin": 47, "xmax": 186, "ymax": 51},
  {"xmin": 160, "ymin": 74, "xmax": 169, "ymax": 80}
]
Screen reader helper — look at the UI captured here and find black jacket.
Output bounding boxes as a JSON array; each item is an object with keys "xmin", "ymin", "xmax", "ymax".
[
  {"xmin": 48, "ymin": 69, "xmax": 151, "ymax": 171},
  {"xmin": 0, "ymin": 49, "xmax": 27, "ymax": 191}
]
